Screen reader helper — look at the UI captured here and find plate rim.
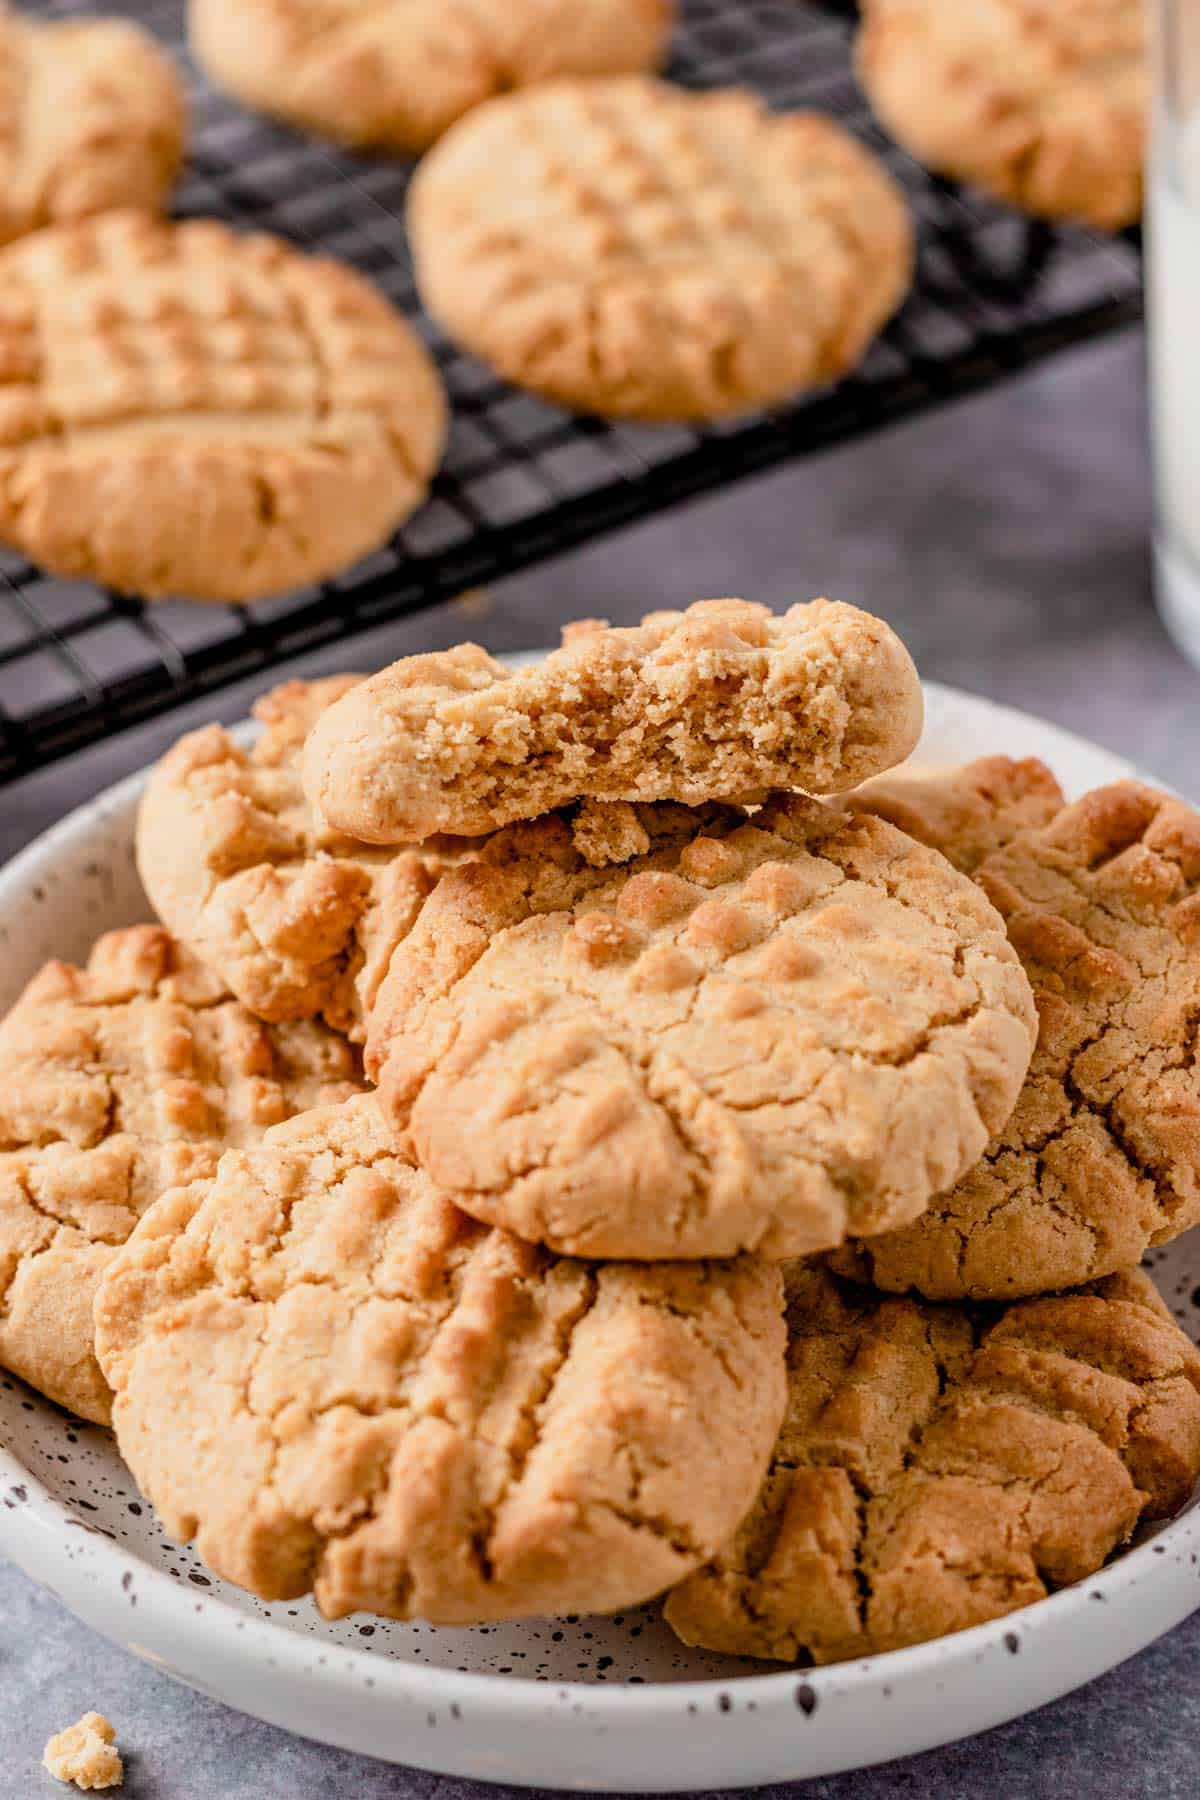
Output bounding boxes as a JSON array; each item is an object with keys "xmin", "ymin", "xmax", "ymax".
[{"xmin": 5, "ymin": 675, "xmax": 1197, "ymax": 1773}]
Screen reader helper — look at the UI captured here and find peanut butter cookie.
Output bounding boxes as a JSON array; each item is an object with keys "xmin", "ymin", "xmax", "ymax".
[
  {"xmin": 140, "ymin": 678, "xmax": 655, "ymax": 1032},
  {"xmin": 837, "ymin": 782, "xmax": 1200, "ymax": 1300},
  {"xmin": 0, "ymin": 925, "xmax": 362, "ymax": 1424},
  {"xmin": 191, "ymin": 0, "xmax": 673, "ymax": 155},
  {"xmin": 848, "ymin": 754, "xmax": 1065, "ymax": 874},
  {"xmin": 408, "ymin": 78, "xmax": 912, "ymax": 419},
  {"xmin": 0, "ymin": 211, "xmax": 446, "ymax": 601},
  {"xmin": 367, "ymin": 793, "xmax": 1036, "ymax": 1260},
  {"xmin": 665, "ymin": 1263, "xmax": 1200, "ymax": 1664},
  {"xmin": 303, "ymin": 599, "xmax": 924, "ymax": 844},
  {"xmin": 0, "ymin": 4, "xmax": 184, "ymax": 247},
  {"xmin": 857, "ymin": 0, "xmax": 1144, "ymax": 231},
  {"xmin": 137, "ymin": 678, "xmax": 480, "ymax": 1037},
  {"xmin": 94, "ymin": 1092, "xmax": 786, "ymax": 1623}
]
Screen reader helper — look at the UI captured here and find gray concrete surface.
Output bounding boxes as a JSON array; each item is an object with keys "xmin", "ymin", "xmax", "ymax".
[{"xmin": 3, "ymin": 329, "xmax": 1195, "ymax": 1797}]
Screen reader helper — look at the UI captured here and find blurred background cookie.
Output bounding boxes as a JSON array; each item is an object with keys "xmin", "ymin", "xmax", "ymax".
[
  {"xmin": 408, "ymin": 77, "xmax": 912, "ymax": 420},
  {"xmin": 0, "ymin": 1, "xmax": 184, "ymax": 245},
  {"xmin": 856, "ymin": 0, "xmax": 1145, "ymax": 230},
  {"xmin": 190, "ymin": 0, "xmax": 674, "ymax": 155}
]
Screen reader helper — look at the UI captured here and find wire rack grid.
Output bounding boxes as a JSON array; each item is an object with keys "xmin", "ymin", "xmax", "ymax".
[{"xmin": 0, "ymin": 0, "xmax": 1143, "ymax": 785}]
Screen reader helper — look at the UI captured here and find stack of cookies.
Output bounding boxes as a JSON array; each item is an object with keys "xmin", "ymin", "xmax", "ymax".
[{"xmin": 7, "ymin": 596, "xmax": 1200, "ymax": 1668}]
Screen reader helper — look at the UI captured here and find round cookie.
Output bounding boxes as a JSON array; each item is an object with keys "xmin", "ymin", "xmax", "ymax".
[
  {"xmin": 367, "ymin": 793, "xmax": 1037, "ymax": 1260},
  {"xmin": 190, "ymin": 0, "xmax": 673, "ymax": 155},
  {"xmin": 856, "ymin": 0, "xmax": 1144, "ymax": 231},
  {"xmin": 303, "ymin": 599, "xmax": 924, "ymax": 844},
  {"xmin": 837, "ymin": 781, "xmax": 1200, "ymax": 1300},
  {"xmin": 0, "ymin": 4, "xmax": 184, "ymax": 247},
  {"xmin": 0, "ymin": 211, "xmax": 446, "ymax": 602},
  {"xmin": 408, "ymin": 78, "xmax": 913, "ymax": 421},
  {"xmin": 94, "ymin": 1092, "xmax": 786, "ymax": 1623},
  {"xmin": 0, "ymin": 925, "xmax": 363, "ymax": 1424},
  {"xmin": 665, "ymin": 1263, "xmax": 1200, "ymax": 1663}
]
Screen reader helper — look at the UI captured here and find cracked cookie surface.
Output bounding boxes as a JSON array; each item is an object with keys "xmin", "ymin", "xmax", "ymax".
[
  {"xmin": 138, "ymin": 677, "xmax": 637, "ymax": 1033},
  {"xmin": 408, "ymin": 78, "xmax": 912, "ymax": 420},
  {"xmin": 0, "ymin": 3, "xmax": 183, "ymax": 248},
  {"xmin": 836, "ymin": 781, "xmax": 1200, "ymax": 1300},
  {"xmin": 664, "ymin": 1263, "xmax": 1200, "ymax": 1663},
  {"xmin": 304, "ymin": 599, "xmax": 924, "ymax": 843},
  {"xmin": 857, "ymin": 0, "xmax": 1144, "ymax": 230},
  {"xmin": 0, "ymin": 925, "xmax": 362, "ymax": 1424},
  {"xmin": 367, "ymin": 791, "xmax": 1036, "ymax": 1260},
  {"xmin": 137, "ymin": 677, "xmax": 480, "ymax": 1038},
  {"xmin": 0, "ymin": 210, "xmax": 446, "ymax": 601},
  {"xmin": 190, "ymin": 0, "xmax": 673, "ymax": 155},
  {"xmin": 94, "ymin": 1091, "xmax": 786, "ymax": 1623},
  {"xmin": 847, "ymin": 754, "xmax": 1065, "ymax": 875}
]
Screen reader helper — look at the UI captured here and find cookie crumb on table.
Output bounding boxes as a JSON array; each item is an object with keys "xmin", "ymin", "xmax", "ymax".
[{"xmin": 42, "ymin": 1714, "xmax": 122, "ymax": 1790}]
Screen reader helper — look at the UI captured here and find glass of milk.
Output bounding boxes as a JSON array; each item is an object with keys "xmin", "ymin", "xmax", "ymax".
[{"xmin": 1150, "ymin": 2, "xmax": 1200, "ymax": 662}]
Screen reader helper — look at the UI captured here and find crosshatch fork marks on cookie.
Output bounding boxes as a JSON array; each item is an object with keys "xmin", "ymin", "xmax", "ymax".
[
  {"xmin": 0, "ymin": 0, "xmax": 1141, "ymax": 784},
  {"xmin": 93, "ymin": 1092, "xmax": 788, "ymax": 1623}
]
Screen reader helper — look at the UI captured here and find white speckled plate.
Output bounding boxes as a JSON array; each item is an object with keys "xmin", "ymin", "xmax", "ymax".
[{"xmin": 2, "ymin": 677, "xmax": 1200, "ymax": 1790}]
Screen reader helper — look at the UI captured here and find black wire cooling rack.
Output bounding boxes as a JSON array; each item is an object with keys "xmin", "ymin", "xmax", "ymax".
[{"xmin": 0, "ymin": 0, "xmax": 1142, "ymax": 786}]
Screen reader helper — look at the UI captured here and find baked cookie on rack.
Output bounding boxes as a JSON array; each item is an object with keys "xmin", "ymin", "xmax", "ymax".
[
  {"xmin": 665, "ymin": 1263, "xmax": 1200, "ymax": 1663},
  {"xmin": 856, "ymin": 0, "xmax": 1145, "ymax": 231},
  {"xmin": 0, "ymin": 3, "xmax": 184, "ymax": 246},
  {"xmin": 303, "ymin": 599, "xmax": 924, "ymax": 843},
  {"xmin": 0, "ymin": 211, "xmax": 446, "ymax": 602},
  {"xmin": 408, "ymin": 78, "xmax": 912, "ymax": 419},
  {"xmin": 0, "ymin": 925, "xmax": 363, "ymax": 1423},
  {"xmin": 94, "ymin": 1092, "xmax": 786, "ymax": 1623},
  {"xmin": 190, "ymin": 0, "xmax": 674, "ymax": 155},
  {"xmin": 835, "ymin": 780, "xmax": 1200, "ymax": 1299},
  {"xmin": 365, "ymin": 790, "xmax": 1036, "ymax": 1261}
]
